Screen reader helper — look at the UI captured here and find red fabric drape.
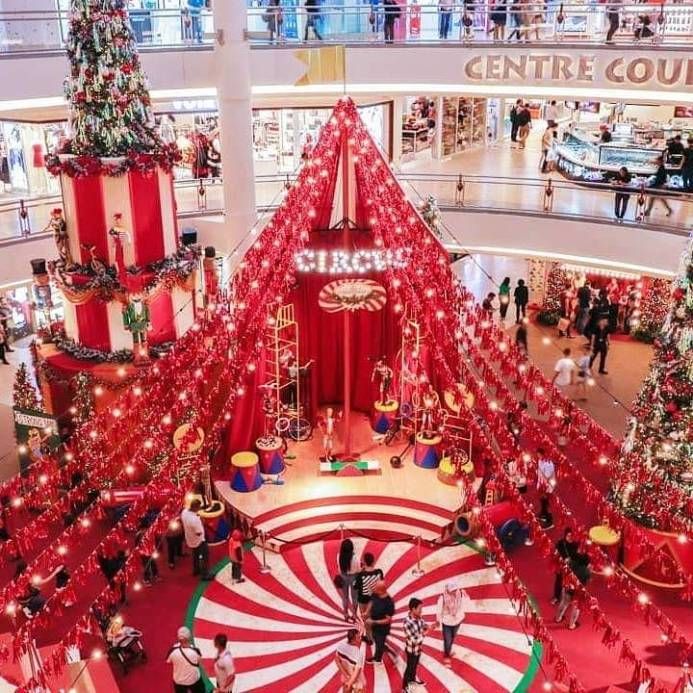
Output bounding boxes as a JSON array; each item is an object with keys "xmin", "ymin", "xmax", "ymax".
[
  {"xmin": 75, "ymin": 300, "xmax": 111, "ymax": 352},
  {"xmin": 73, "ymin": 175, "xmax": 108, "ymax": 264},
  {"xmin": 129, "ymin": 169, "xmax": 165, "ymax": 265},
  {"xmin": 148, "ymin": 292, "xmax": 176, "ymax": 345},
  {"xmin": 224, "ymin": 355, "xmax": 267, "ymax": 454}
]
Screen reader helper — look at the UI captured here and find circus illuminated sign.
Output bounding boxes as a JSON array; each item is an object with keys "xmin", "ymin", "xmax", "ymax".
[{"xmin": 294, "ymin": 248, "xmax": 410, "ymax": 274}]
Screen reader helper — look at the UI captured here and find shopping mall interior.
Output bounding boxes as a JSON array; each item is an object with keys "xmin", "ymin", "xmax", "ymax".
[{"xmin": 0, "ymin": 1, "xmax": 690, "ymax": 692}]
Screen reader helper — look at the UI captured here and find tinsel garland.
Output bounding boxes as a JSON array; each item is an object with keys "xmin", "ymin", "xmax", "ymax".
[{"xmin": 45, "ymin": 148, "xmax": 181, "ymax": 179}]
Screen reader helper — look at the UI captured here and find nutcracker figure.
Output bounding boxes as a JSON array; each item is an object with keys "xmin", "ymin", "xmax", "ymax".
[
  {"xmin": 123, "ymin": 296, "xmax": 151, "ymax": 360},
  {"xmin": 46, "ymin": 208, "xmax": 73, "ymax": 268},
  {"xmin": 371, "ymin": 356, "xmax": 393, "ymax": 405}
]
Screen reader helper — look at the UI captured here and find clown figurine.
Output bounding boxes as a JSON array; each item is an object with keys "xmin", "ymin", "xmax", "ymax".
[
  {"xmin": 46, "ymin": 208, "xmax": 73, "ymax": 268},
  {"xmin": 371, "ymin": 356, "xmax": 393, "ymax": 405},
  {"xmin": 123, "ymin": 295, "xmax": 151, "ymax": 360},
  {"xmin": 318, "ymin": 407, "xmax": 342, "ymax": 462},
  {"xmin": 420, "ymin": 383, "xmax": 440, "ymax": 438}
]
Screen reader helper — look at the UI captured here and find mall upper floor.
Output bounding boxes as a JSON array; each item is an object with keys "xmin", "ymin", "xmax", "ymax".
[{"xmin": 0, "ymin": 1, "xmax": 691, "ymax": 111}]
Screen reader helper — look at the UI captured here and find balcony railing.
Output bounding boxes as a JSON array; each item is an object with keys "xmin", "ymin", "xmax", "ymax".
[
  {"xmin": 247, "ymin": 2, "xmax": 693, "ymax": 46},
  {"xmin": 0, "ymin": 172, "xmax": 689, "ymax": 249},
  {"xmin": 0, "ymin": 3, "xmax": 692, "ymax": 55}
]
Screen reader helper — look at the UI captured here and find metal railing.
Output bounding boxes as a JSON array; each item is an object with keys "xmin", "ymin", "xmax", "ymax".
[
  {"xmin": 0, "ymin": 172, "xmax": 689, "ymax": 246},
  {"xmin": 0, "ymin": 7, "xmax": 214, "ymax": 54},
  {"xmin": 247, "ymin": 2, "xmax": 693, "ymax": 46},
  {"xmin": 0, "ymin": 3, "xmax": 692, "ymax": 54}
]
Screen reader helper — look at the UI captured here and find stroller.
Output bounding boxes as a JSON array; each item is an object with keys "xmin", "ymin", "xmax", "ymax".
[{"xmin": 94, "ymin": 607, "xmax": 147, "ymax": 674}]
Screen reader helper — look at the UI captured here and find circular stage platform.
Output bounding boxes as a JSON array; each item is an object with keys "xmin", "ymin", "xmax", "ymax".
[{"xmin": 188, "ymin": 539, "xmax": 539, "ymax": 692}]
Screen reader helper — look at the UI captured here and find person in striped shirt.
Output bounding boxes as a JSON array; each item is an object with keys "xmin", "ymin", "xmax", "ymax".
[
  {"xmin": 334, "ymin": 629, "xmax": 366, "ymax": 693},
  {"xmin": 353, "ymin": 553, "xmax": 384, "ymax": 642},
  {"xmin": 402, "ymin": 597, "xmax": 428, "ymax": 691}
]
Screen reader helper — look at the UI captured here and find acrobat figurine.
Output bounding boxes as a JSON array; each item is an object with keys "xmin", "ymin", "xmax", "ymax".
[
  {"xmin": 371, "ymin": 356, "xmax": 394, "ymax": 405},
  {"xmin": 318, "ymin": 407, "xmax": 342, "ymax": 462},
  {"xmin": 420, "ymin": 383, "xmax": 440, "ymax": 439},
  {"xmin": 45, "ymin": 208, "xmax": 73, "ymax": 268}
]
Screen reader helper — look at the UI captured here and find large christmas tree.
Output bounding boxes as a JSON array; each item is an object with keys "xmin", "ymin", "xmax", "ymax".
[
  {"xmin": 60, "ymin": 0, "xmax": 165, "ymax": 157},
  {"xmin": 613, "ymin": 238, "xmax": 693, "ymax": 530}
]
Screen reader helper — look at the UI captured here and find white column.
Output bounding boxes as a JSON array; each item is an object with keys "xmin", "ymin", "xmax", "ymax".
[
  {"xmin": 391, "ymin": 97, "xmax": 404, "ymax": 170},
  {"xmin": 212, "ymin": 0, "xmax": 257, "ymax": 256}
]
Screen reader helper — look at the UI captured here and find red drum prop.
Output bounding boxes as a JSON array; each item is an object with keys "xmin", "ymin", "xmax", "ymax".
[
  {"xmin": 230, "ymin": 451, "xmax": 262, "ymax": 493},
  {"xmin": 621, "ymin": 524, "xmax": 692, "ymax": 590},
  {"xmin": 255, "ymin": 435, "xmax": 285, "ymax": 475},
  {"xmin": 199, "ymin": 501, "xmax": 230, "ymax": 544},
  {"xmin": 414, "ymin": 433, "xmax": 443, "ymax": 469},
  {"xmin": 371, "ymin": 400, "xmax": 398, "ymax": 434}
]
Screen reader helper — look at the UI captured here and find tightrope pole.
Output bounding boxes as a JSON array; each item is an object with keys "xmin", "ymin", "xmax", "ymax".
[
  {"xmin": 259, "ymin": 531, "xmax": 272, "ymax": 574},
  {"xmin": 411, "ymin": 535, "xmax": 424, "ymax": 576}
]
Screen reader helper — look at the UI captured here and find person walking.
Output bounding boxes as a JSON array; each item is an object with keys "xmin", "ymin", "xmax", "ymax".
[
  {"xmin": 489, "ymin": 0, "xmax": 507, "ymax": 40},
  {"xmin": 166, "ymin": 626, "xmax": 205, "ymax": 693},
  {"xmin": 436, "ymin": 583, "xmax": 468, "ymax": 666},
  {"xmin": 181, "ymin": 500, "xmax": 212, "ymax": 580},
  {"xmin": 365, "ymin": 581, "xmax": 394, "ymax": 664},
  {"xmin": 354, "ymin": 552, "xmax": 384, "ymax": 641},
  {"xmin": 335, "ymin": 629, "xmax": 366, "ymax": 693},
  {"xmin": 266, "ymin": 0, "xmax": 284, "ymax": 43},
  {"xmin": 0, "ymin": 324, "xmax": 9, "ymax": 365},
  {"xmin": 513, "ymin": 278, "xmax": 529, "ymax": 323},
  {"xmin": 304, "ymin": 0, "xmax": 323, "ymax": 40},
  {"xmin": 575, "ymin": 350, "xmax": 592, "ymax": 400},
  {"xmin": 540, "ymin": 127, "xmax": 555, "ymax": 173},
  {"xmin": 551, "ymin": 347, "xmax": 576, "ymax": 392},
  {"xmin": 383, "ymin": 0, "xmax": 400, "ymax": 44},
  {"xmin": 498, "ymin": 277, "xmax": 511, "ymax": 323},
  {"xmin": 402, "ymin": 597, "xmax": 428, "ymax": 690},
  {"xmin": 186, "ymin": 0, "xmax": 205, "ymax": 44},
  {"xmin": 643, "ymin": 156, "xmax": 673, "ymax": 217},
  {"xmin": 589, "ymin": 318, "xmax": 610, "ymax": 375},
  {"xmin": 509, "ymin": 99, "xmax": 522, "ymax": 143},
  {"xmin": 228, "ymin": 529, "xmax": 245, "ymax": 584},
  {"xmin": 213, "ymin": 633, "xmax": 236, "ymax": 693},
  {"xmin": 555, "ymin": 553, "xmax": 591, "ymax": 629},
  {"xmin": 613, "ymin": 166, "xmax": 632, "ymax": 221},
  {"xmin": 516, "ymin": 103, "xmax": 532, "ymax": 149},
  {"xmin": 682, "ymin": 137, "xmax": 693, "ymax": 191},
  {"xmin": 605, "ymin": 0, "xmax": 620, "ymax": 42},
  {"xmin": 337, "ymin": 538, "xmax": 358, "ymax": 622},
  {"xmin": 438, "ymin": 0, "xmax": 453, "ymax": 38},
  {"xmin": 576, "ymin": 281, "xmax": 591, "ymax": 336},
  {"xmin": 551, "ymin": 528, "xmax": 578, "ymax": 605}
]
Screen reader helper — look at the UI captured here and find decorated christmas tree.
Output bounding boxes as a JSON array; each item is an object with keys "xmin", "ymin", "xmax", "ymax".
[
  {"xmin": 52, "ymin": 0, "xmax": 172, "ymax": 160},
  {"xmin": 71, "ymin": 371, "xmax": 95, "ymax": 429},
  {"xmin": 538, "ymin": 264, "xmax": 568, "ymax": 324},
  {"xmin": 632, "ymin": 277, "xmax": 672, "ymax": 343},
  {"xmin": 613, "ymin": 238, "xmax": 693, "ymax": 530},
  {"xmin": 12, "ymin": 363, "xmax": 42, "ymax": 412}
]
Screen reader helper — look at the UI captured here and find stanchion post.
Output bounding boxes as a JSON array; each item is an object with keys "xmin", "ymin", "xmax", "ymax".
[
  {"xmin": 411, "ymin": 535, "xmax": 424, "ymax": 576},
  {"xmin": 259, "ymin": 530, "xmax": 272, "ymax": 574}
]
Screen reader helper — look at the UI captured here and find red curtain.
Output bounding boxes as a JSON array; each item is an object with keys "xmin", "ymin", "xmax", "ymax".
[
  {"xmin": 73, "ymin": 175, "xmax": 108, "ymax": 264},
  {"xmin": 129, "ymin": 169, "xmax": 165, "ymax": 265},
  {"xmin": 148, "ymin": 292, "xmax": 176, "ymax": 345},
  {"xmin": 75, "ymin": 301, "xmax": 111, "ymax": 352}
]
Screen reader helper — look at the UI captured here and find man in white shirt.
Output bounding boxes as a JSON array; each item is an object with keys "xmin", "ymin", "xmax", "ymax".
[
  {"xmin": 166, "ymin": 626, "xmax": 205, "ymax": 693},
  {"xmin": 545, "ymin": 99, "xmax": 559, "ymax": 128},
  {"xmin": 213, "ymin": 633, "xmax": 236, "ymax": 693},
  {"xmin": 335, "ymin": 629, "xmax": 366, "ymax": 692},
  {"xmin": 551, "ymin": 348, "xmax": 576, "ymax": 391},
  {"xmin": 181, "ymin": 500, "xmax": 212, "ymax": 580}
]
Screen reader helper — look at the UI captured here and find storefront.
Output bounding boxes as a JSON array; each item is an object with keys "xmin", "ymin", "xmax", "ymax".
[
  {"xmin": 0, "ymin": 277, "xmax": 64, "ymax": 341},
  {"xmin": 0, "ymin": 121, "xmax": 65, "ymax": 198}
]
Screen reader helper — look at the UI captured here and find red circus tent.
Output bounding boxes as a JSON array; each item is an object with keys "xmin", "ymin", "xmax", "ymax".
[{"xmin": 223, "ymin": 96, "xmax": 458, "ymax": 458}]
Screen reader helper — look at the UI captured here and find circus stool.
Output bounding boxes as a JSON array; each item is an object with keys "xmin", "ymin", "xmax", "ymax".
[
  {"xmin": 371, "ymin": 400, "xmax": 399, "ymax": 434},
  {"xmin": 230, "ymin": 452, "xmax": 262, "ymax": 493},
  {"xmin": 414, "ymin": 433, "xmax": 443, "ymax": 469},
  {"xmin": 437, "ymin": 453, "xmax": 475, "ymax": 486},
  {"xmin": 199, "ymin": 503, "xmax": 230, "ymax": 544},
  {"xmin": 255, "ymin": 435, "xmax": 285, "ymax": 475},
  {"xmin": 589, "ymin": 523, "xmax": 621, "ymax": 564}
]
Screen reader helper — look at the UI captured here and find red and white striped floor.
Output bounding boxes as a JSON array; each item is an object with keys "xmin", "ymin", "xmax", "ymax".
[{"xmin": 189, "ymin": 538, "xmax": 539, "ymax": 692}]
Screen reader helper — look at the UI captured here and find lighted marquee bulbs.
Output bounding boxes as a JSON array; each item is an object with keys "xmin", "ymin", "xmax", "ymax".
[{"xmin": 294, "ymin": 248, "xmax": 410, "ymax": 274}]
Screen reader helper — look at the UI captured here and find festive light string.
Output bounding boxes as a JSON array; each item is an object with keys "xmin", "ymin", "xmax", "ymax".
[{"xmin": 477, "ymin": 316, "xmax": 692, "ymax": 536}]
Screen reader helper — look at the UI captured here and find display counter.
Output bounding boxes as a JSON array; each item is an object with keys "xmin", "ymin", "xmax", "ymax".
[{"xmin": 553, "ymin": 129, "xmax": 687, "ymax": 193}]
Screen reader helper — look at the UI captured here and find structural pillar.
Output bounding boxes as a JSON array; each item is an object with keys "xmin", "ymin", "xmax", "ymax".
[{"xmin": 213, "ymin": 0, "xmax": 257, "ymax": 259}]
